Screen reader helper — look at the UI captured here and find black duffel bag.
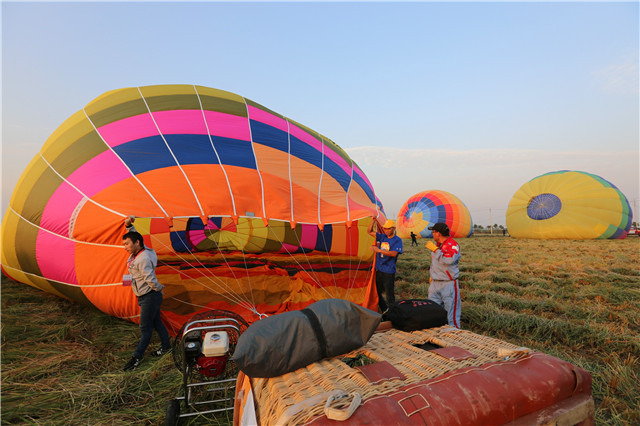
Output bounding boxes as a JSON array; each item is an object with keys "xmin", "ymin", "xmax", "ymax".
[{"xmin": 384, "ymin": 299, "xmax": 447, "ymax": 331}]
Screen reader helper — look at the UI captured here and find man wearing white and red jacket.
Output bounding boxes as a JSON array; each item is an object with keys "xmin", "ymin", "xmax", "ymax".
[{"xmin": 425, "ymin": 223, "xmax": 461, "ymax": 328}]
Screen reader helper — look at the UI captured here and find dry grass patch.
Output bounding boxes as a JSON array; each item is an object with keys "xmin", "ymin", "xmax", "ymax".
[{"xmin": 2, "ymin": 236, "xmax": 639, "ymax": 424}]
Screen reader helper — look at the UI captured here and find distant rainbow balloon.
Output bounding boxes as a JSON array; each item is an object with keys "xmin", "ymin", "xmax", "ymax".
[
  {"xmin": 506, "ymin": 170, "xmax": 632, "ymax": 239},
  {"xmin": 396, "ymin": 190, "xmax": 473, "ymax": 239}
]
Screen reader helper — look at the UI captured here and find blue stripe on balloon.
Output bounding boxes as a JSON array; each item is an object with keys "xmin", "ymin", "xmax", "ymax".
[
  {"xmin": 170, "ymin": 230, "xmax": 190, "ymax": 252},
  {"xmin": 211, "ymin": 136, "xmax": 257, "ymax": 169},
  {"xmin": 113, "ymin": 134, "xmax": 257, "ymax": 173},
  {"xmin": 114, "ymin": 129, "xmax": 371, "ymax": 203},
  {"xmin": 113, "ymin": 136, "xmax": 176, "ymax": 174},
  {"xmin": 609, "ymin": 227, "xmax": 625, "ymax": 239},
  {"xmin": 164, "ymin": 134, "xmax": 219, "ymax": 165},
  {"xmin": 253, "ymin": 122, "xmax": 352, "ymax": 192},
  {"xmin": 250, "ymin": 120, "xmax": 289, "ymax": 152},
  {"xmin": 315, "ymin": 225, "xmax": 333, "ymax": 252}
]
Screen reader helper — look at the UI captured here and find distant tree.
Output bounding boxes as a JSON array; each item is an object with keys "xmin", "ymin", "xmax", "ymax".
[
  {"xmin": 499, "ymin": 225, "xmax": 504, "ymax": 230},
  {"xmin": 478, "ymin": 225, "xmax": 484, "ymax": 230}
]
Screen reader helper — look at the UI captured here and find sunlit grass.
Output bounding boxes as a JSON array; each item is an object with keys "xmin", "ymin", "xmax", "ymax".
[{"xmin": 2, "ymin": 236, "xmax": 639, "ymax": 424}]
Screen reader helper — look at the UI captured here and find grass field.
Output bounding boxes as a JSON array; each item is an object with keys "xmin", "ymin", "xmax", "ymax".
[{"xmin": 2, "ymin": 236, "xmax": 639, "ymax": 424}]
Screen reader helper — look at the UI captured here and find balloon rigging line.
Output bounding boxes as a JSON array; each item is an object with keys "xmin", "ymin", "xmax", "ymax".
[
  {"xmin": 265, "ymin": 226, "xmax": 335, "ymax": 299},
  {"xmin": 243, "ymin": 97, "xmax": 268, "ymax": 220},
  {"xmin": 287, "ymin": 118, "xmax": 295, "ymax": 224},
  {"xmin": 349, "ymin": 240, "xmax": 375, "ymax": 305},
  {"xmin": 136, "ymin": 87, "xmax": 205, "ymax": 217},
  {"xmin": 345, "ymin": 163, "xmax": 354, "ymax": 225},
  {"xmin": 343, "ymin": 165, "xmax": 357, "ymax": 301},
  {"xmin": 194, "ymin": 217, "xmax": 259, "ymax": 312},
  {"xmin": 82, "ymin": 109, "xmax": 169, "ymax": 218},
  {"xmin": 234, "ymin": 230, "xmax": 259, "ymax": 312},
  {"xmin": 146, "ymin": 229, "xmax": 260, "ymax": 315},
  {"xmin": 317, "ymin": 138, "xmax": 325, "ymax": 225},
  {"xmin": 152, "ymin": 217, "xmax": 259, "ymax": 314},
  {"xmin": 318, "ymin": 223, "xmax": 340, "ymax": 293},
  {"xmin": 36, "ymin": 153, "xmax": 124, "ymax": 219},
  {"xmin": 153, "ymin": 249, "xmax": 259, "ymax": 317},
  {"xmin": 284, "ymin": 226, "xmax": 325, "ymax": 288},
  {"xmin": 193, "ymin": 85, "xmax": 238, "ymax": 218},
  {"xmin": 265, "ymin": 225, "xmax": 324, "ymax": 288}
]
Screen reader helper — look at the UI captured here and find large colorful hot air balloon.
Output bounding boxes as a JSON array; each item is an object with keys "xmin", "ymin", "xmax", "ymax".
[
  {"xmin": 0, "ymin": 85, "xmax": 386, "ymax": 333},
  {"xmin": 396, "ymin": 190, "xmax": 473, "ymax": 239},
  {"xmin": 506, "ymin": 170, "xmax": 632, "ymax": 239}
]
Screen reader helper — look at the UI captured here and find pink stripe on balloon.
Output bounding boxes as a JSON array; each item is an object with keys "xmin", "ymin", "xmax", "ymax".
[
  {"xmin": 322, "ymin": 147, "xmax": 351, "ymax": 176},
  {"xmin": 152, "ymin": 110, "xmax": 208, "ymax": 135},
  {"xmin": 300, "ymin": 224, "xmax": 318, "ymax": 249},
  {"xmin": 290, "ymin": 123, "xmax": 323, "ymax": 151},
  {"xmin": 97, "ymin": 110, "xmax": 252, "ymax": 148},
  {"xmin": 247, "ymin": 105, "xmax": 288, "ymax": 133},
  {"xmin": 40, "ymin": 182, "xmax": 85, "ymax": 235},
  {"xmin": 347, "ymin": 200, "xmax": 372, "ymax": 216},
  {"xmin": 67, "ymin": 150, "xmax": 133, "ymax": 198},
  {"xmin": 97, "ymin": 113, "xmax": 159, "ymax": 147},
  {"xmin": 203, "ymin": 110, "xmax": 251, "ymax": 141},
  {"xmin": 36, "ymin": 230, "xmax": 78, "ymax": 284}
]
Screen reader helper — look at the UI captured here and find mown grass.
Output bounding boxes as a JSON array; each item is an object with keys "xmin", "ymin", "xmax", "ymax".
[
  {"xmin": 1, "ymin": 275, "xmax": 225, "ymax": 425},
  {"xmin": 396, "ymin": 236, "xmax": 640, "ymax": 425},
  {"xmin": 2, "ymin": 236, "xmax": 639, "ymax": 424}
]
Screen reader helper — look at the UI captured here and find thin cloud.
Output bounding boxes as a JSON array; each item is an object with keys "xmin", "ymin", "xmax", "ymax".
[
  {"xmin": 594, "ymin": 53, "xmax": 639, "ymax": 96},
  {"xmin": 347, "ymin": 146, "xmax": 636, "ymax": 170},
  {"xmin": 346, "ymin": 146, "xmax": 639, "ymax": 225}
]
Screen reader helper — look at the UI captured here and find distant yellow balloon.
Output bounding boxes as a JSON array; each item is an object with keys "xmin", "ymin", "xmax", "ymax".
[{"xmin": 506, "ymin": 171, "xmax": 632, "ymax": 239}]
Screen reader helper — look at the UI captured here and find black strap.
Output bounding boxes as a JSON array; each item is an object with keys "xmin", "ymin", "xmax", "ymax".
[{"xmin": 301, "ymin": 308, "xmax": 328, "ymax": 359}]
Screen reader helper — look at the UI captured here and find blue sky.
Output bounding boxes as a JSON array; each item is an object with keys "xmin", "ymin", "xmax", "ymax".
[{"xmin": 2, "ymin": 1, "xmax": 638, "ymax": 226}]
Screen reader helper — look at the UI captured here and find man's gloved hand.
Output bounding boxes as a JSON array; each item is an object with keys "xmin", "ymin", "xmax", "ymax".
[
  {"xmin": 425, "ymin": 241, "xmax": 438, "ymax": 252},
  {"xmin": 124, "ymin": 215, "xmax": 135, "ymax": 227}
]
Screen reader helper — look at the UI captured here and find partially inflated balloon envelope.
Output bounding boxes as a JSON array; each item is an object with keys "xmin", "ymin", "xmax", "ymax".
[
  {"xmin": 396, "ymin": 190, "xmax": 473, "ymax": 239},
  {"xmin": 0, "ymin": 85, "xmax": 386, "ymax": 333},
  {"xmin": 506, "ymin": 170, "xmax": 632, "ymax": 239}
]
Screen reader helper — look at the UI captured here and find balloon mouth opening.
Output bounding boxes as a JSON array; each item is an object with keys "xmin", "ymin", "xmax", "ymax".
[{"xmin": 527, "ymin": 193, "xmax": 562, "ymax": 220}]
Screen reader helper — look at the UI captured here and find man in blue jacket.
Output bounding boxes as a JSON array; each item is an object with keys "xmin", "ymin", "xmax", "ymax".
[{"xmin": 368, "ymin": 218, "xmax": 403, "ymax": 314}]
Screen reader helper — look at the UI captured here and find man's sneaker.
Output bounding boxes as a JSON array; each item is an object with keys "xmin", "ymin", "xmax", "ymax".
[
  {"xmin": 151, "ymin": 347, "xmax": 171, "ymax": 357},
  {"xmin": 123, "ymin": 356, "xmax": 142, "ymax": 371}
]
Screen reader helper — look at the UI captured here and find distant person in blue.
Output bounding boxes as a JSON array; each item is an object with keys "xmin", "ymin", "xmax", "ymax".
[
  {"xmin": 410, "ymin": 231, "xmax": 418, "ymax": 246},
  {"xmin": 368, "ymin": 218, "xmax": 403, "ymax": 314}
]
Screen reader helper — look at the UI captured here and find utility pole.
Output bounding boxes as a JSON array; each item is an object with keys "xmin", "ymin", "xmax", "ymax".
[{"xmin": 489, "ymin": 208, "xmax": 493, "ymax": 235}]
